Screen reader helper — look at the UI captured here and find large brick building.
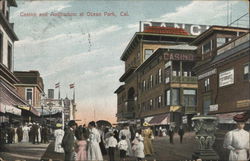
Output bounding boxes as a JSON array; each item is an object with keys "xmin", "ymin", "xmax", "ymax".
[
  {"xmin": 115, "ymin": 26, "xmax": 198, "ymax": 127},
  {"xmin": 191, "ymin": 26, "xmax": 249, "ymax": 122}
]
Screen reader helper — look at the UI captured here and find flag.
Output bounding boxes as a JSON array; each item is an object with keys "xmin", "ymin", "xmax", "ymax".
[
  {"xmin": 55, "ymin": 82, "xmax": 60, "ymax": 88},
  {"xmin": 69, "ymin": 83, "xmax": 75, "ymax": 89}
]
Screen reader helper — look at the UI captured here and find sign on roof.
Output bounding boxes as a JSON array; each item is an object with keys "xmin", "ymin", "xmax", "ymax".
[{"xmin": 140, "ymin": 21, "xmax": 210, "ymax": 36}]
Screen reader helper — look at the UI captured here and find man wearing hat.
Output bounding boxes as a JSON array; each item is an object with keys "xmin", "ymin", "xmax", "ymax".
[
  {"xmin": 223, "ymin": 113, "xmax": 249, "ymax": 161},
  {"xmin": 62, "ymin": 120, "xmax": 77, "ymax": 161}
]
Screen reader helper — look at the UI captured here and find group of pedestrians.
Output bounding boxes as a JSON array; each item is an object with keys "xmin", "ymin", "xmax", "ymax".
[{"xmin": 0, "ymin": 122, "xmax": 49, "ymax": 145}]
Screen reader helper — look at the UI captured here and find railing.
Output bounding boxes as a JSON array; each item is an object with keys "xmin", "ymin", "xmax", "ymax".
[
  {"xmin": 217, "ymin": 33, "xmax": 250, "ymax": 55},
  {"xmin": 171, "ymin": 76, "xmax": 197, "ymax": 84},
  {"xmin": 122, "ymin": 112, "xmax": 135, "ymax": 118}
]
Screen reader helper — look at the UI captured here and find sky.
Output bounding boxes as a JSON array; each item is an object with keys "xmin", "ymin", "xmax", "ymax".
[{"xmin": 10, "ymin": 0, "xmax": 249, "ymax": 124}]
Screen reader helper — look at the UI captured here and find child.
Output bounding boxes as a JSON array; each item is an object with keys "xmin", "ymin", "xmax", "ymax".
[
  {"xmin": 106, "ymin": 132, "xmax": 118, "ymax": 161},
  {"xmin": 75, "ymin": 133, "xmax": 87, "ymax": 161},
  {"xmin": 118, "ymin": 135, "xmax": 128, "ymax": 161},
  {"xmin": 132, "ymin": 135, "xmax": 145, "ymax": 161}
]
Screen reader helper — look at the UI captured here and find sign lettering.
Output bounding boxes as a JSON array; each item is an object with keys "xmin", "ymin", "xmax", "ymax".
[
  {"xmin": 140, "ymin": 21, "xmax": 210, "ymax": 35},
  {"xmin": 164, "ymin": 53, "xmax": 194, "ymax": 61}
]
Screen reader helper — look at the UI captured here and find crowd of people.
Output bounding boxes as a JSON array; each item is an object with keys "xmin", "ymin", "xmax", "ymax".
[
  {"xmin": 0, "ymin": 122, "xmax": 50, "ymax": 145},
  {"xmin": 56, "ymin": 120, "xmax": 184, "ymax": 161}
]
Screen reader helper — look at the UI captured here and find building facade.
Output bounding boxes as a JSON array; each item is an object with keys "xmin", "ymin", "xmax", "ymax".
[
  {"xmin": 192, "ymin": 26, "xmax": 249, "ymax": 122},
  {"xmin": 115, "ymin": 26, "xmax": 197, "ymax": 127},
  {"xmin": 0, "ymin": 0, "xmax": 30, "ymax": 124}
]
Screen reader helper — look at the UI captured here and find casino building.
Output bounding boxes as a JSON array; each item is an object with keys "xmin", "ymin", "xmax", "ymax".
[{"xmin": 115, "ymin": 25, "xmax": 199, "ymax": 127}]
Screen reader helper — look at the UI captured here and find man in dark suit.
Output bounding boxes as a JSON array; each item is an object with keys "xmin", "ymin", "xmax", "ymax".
[
  {"xmin": 61, "ymin": 120, "xmax": 77, "ymax": 161},
  {"xmin": 31, "ymin": 123, "xmax": 39, "ymax": 144}
]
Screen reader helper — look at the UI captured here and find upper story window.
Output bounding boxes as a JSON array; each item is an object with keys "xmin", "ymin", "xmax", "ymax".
[
  {"xmin": 158, "ymin": 96, "xmax": 162, "ymax": 108},
  {"xmin": 144, "ymin": 49, "xmax": 154, "ymax": 60},
  {"xmin": 150, "ymin": 99, "xmax": 153, "ymax": 110},
  {"xmin": 202, "ymin": 40, "xmax": 212, "ymax": 54},
  {"xmin": 204, "ymin": 78, "xmax": 210, "ymax": 92},
  {"xmin": 217, "ymin": 37, "xmax": 232, "ymax": 48},
  {"xmin": 150, "ymin": 75, "xmax": 153, "ymax": 88},
  {"xmin": 165, "ymin": 90, "xmax": 170, "ymax": 106},
  {"xmin": 7, "ymin": 43, "xmax": 12, "ymax": 70},
  {"xmin": 143, "ymin": 80, "xmax": 146, "ymax": 91},
  {"xmin": 183, "ymin": 89, "xmax": 196, "ymax": 107},
  {"xmin": 244, "ymin": 64, "xmax": 250, "ymax": 80},
  {"xmin": 25, "ymin": 88, "xmax": 33, "ymax": 105},
  {"xmin": 158, "ymin": 69, "xmax": 162, "ymax": 83}
]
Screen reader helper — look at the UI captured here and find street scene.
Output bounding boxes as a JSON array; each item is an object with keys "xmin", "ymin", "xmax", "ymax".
[{"xmin": 0, "ymin": 0, "xmax": 249, "ymax": 161}]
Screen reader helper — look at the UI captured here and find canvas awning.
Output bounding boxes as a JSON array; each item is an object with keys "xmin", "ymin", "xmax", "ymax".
[
  {"xmin": 149, "ymin": 113, "xmax": 170, "ymax": 126},
  {"xmin": 0, "ymin": 80, "xmax": 40, "ymax": 116}
]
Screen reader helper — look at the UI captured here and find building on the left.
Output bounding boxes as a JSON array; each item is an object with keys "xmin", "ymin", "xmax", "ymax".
[{"xmin": 0, "ymin": 0, "xmax": 41, "ymax": 125}]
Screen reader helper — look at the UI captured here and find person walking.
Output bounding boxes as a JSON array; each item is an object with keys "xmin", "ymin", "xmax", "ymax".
[
  {"xmin": 178, "ymin": 125, "xmax": 185, "ymax": 144},
  {"xmin": 118, "ymin": 135, "xmax": 128, "ymax": 161},
  {"xmin": 141, "ymin": 122, "xmax": 154, "ymax": 156},
  {"xmin": 105, "ymin": 132, "xmax": 118, "ymax": 161},
  {"xmin": 87, "ymin": 121, "xmax": 103, "ymax": 161},
  {"xmin": 16, "ymin": 125, "xmax": 23, "ymax": 143},
  {"xmin": 119, "ymin": 123, "xmax": 133, "ymax": 157},
  {"xmin": 31, "ymin": 122, "xmax": 39, "ymax": 144},
  {"xmin": 54, "ymin": 124, "xmax": 64, "ymax": 153},
  {"xmin": 223, "ymin": 113, "xmax": 249, "ymax": 161},
  {"xmin": 62, "ymin": 120, "xmax": 77, "ymax": 161},
  {"xmin": 168, "ymin": 126, "xmax": 174, "ymax": 144}
]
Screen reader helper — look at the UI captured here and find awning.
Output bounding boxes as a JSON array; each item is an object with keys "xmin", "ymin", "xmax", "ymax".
[
  {"xmin": 0, "ymin": 103, "xmax": 21, "ymax": 116},
  {"xmin": 0, "ymin": 80, "xmax": 40, "ymax": 117},
  {"xmin": 215, "ymin": 112, "xmax": 250, "ymax": 124},
  {"xmin": 149, "ymin": 113, "xmax": 170, "ymax": 126}
]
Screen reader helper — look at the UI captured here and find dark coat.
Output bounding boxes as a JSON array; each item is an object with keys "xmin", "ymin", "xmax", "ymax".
[
  {"xmin": 178, "ymin": 128, "xmax": 184, "ymax": 136},
  {"xmin": 61, "ymin": 128, "xmax": 75, "ymax": 152}
]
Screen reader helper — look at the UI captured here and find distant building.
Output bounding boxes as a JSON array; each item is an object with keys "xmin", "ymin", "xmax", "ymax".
[{"xmin": 191, "ymin": 26, "xmax": 249, "ymax": 124}]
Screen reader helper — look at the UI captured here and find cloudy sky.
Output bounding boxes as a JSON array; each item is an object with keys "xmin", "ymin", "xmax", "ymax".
[{"xmin": 10, "ymin": 0, "xmax": 249, "ymax": 124}]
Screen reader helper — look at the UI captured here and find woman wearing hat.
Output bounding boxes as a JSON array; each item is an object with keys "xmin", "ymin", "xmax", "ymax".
[
  {"xmin": 54, "ymin": 123, "xmax": 64, "ymax": 153},
  {"xmin": 223, "ymin": 113, "xmax": 249, "ymax": 161},
  {"xmin": 141, "ymin": 122, "xmax": 154, "ymax": 156}
]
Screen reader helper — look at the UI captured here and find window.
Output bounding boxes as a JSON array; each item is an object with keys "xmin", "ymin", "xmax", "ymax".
[
  {"xmin": 202, "ymin": 40, "xmax": 212, "ymax": 54},
  {"xmin": 25, "ymin": 88, "xmax": 33, "ymax": 105},
  {"xmin": 244, "ymin": 64, "xmax": 250, "ymax": 80},
  {"xmin": 183, "ymin": 89, "xmax": 196, "ymax": 107},
  {"xmin": 150, "ymin": 75, "xmax": 153, "ymax": 88},
  {"xmin": 150, "ymin": 99, "xmax": 153, "ymax": 110},
  {"xmin": 143, "ymin": 80, "xmax": 146, "ymax": 91},
  {"xmin": 172, "ymin": 88, "xmax": 180, "ymax": 105},
  {"xmin": 217, "ymin": 38, "xmax": 226, "ymax": 47},
  {"xmin": 144, "ymin": 49, "xmax": 154, "ymax": 60},
  {"xmin": 165, "ymin": 90, "xmax": 170, "ymax": 106},
  {"xmin": 203, "ymin": 95, "xmax": 211, "ymax": 115},
  {"xmin": 158, "ymin": 69, "xmax": 162, "ymax": 83},
  {"xmin": 0, "ymin": 32, "xmax": 3, "ymax": 63},
  {"xmin": 158, "ymin": 96, "xmax": 162, "ymax": 108},
  {"xmin": 205, "ymin": 78, "xmax": 210, "ymax": 92},
  {"xmin": 7, "ymin": 43, "xmax": 12, "ymax": 70}
]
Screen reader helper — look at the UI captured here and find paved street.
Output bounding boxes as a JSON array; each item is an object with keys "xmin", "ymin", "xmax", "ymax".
[
  {"xmin": 0, "ymin": 132, "xmax": 198, "ymax": 161},
  {"xmin": 0, "ymin": 143, "xmax": 49, "ymax": 161}
]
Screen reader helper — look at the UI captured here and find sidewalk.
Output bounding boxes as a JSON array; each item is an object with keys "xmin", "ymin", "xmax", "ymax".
[{"xmin": 0, "ymin": 142, "xmax": 49, "ymax": 161}]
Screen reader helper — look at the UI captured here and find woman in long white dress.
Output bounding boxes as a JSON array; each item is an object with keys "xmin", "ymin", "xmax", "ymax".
[
  {"xmin": 87, "ymin": 121, "xmax": 103, "ymax": 161},
  {"xmin": 119, "ymin": 124, "xmax": 133, "ymax": 156},
  {"xmin": 13, "ymin": 127, "xmax": 18, "ymax": 143},
  {"xmin": 54, "ymin": 124, "xmax": 64, "ymax": 153},
  {"xmin": 22, "ymin": 124, "xmax": 30, "ymax": 143}
]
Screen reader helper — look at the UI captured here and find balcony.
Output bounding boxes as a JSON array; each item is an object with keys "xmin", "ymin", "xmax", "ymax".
[{"xmin": 171, "ymin": 76, "xmax": 197, "ymax": 84}]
